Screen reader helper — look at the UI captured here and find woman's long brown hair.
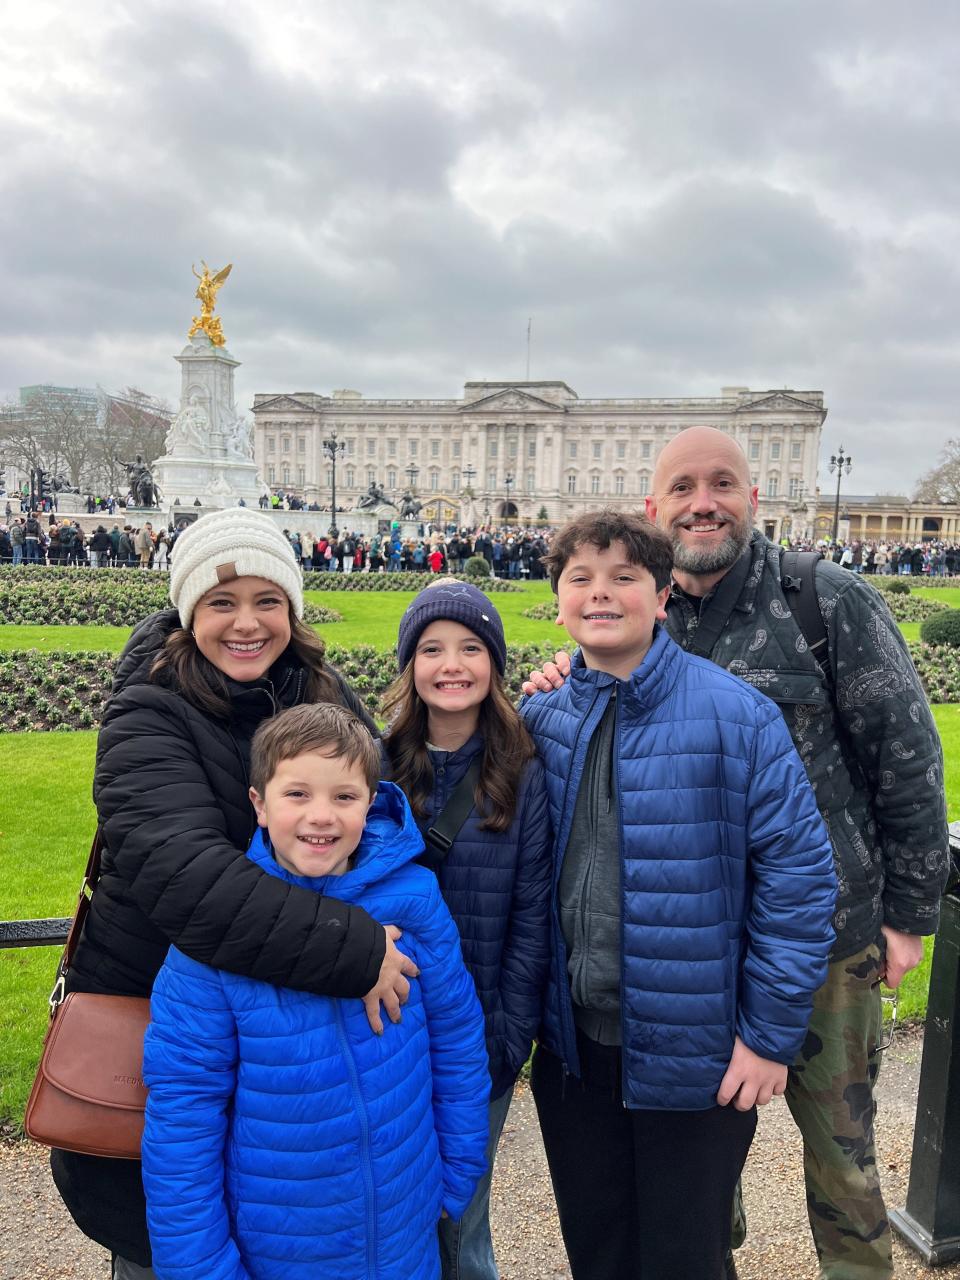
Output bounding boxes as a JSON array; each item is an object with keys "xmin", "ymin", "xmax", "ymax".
[
  {"xmin": 382, "ymin": 661, "xmax": 534, "ymax": 832},
  {"xmin": 150, "ymin": 611, "xmax": 343, "ymax": 719}
]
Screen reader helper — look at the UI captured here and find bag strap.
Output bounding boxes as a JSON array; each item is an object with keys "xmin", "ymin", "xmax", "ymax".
[
  {"xmin": 421, "ymin": 762, "xmax": 482, "ymax": 868},
  {"xmin": 50, "ymin": 829, "xmax": 103, "ymax": 1012},
  {"xmin": 780, "ymin": 551, "xmax": 831, "ymax": 685}
]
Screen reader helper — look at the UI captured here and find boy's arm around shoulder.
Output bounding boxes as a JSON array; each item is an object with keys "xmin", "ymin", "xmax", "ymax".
[
  {"xmin": 141, "ymin": 949, "xmax": 250, "ymax": 1280},
  {"xmin": 403, "ymin": 868, "xmax": 491, "ymax": 1220},
  {"xmin": 739, "ymin": 699, "xmax": 838, "ymax": 1066},
  {"xmin": 498, "ymin": 761, "xmax": 553, "ymax": 1076}
]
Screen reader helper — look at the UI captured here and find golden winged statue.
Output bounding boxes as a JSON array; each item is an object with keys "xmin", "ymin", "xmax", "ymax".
[{"xmin": 188, "ymin": 261, "xmax": 233, "ymax": 346}]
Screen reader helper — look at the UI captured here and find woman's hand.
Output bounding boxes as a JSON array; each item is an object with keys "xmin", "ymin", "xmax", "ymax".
[
  {"xmin": 520, "ymin": 650, "xmax": 572, "ymax": 698},
  {"xmin": 362, "ymin": 925, "xmax": 420, "ymax": 1034}
]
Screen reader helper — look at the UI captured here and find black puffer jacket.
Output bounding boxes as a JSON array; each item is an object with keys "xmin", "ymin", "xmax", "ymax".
[
  {"xmin": 664, "ymin": 533, "xmax": 949, "ymax": 961},
  {"xmin": 52, "ymin": 608, "xmax": 385, "ymax": 1265}
]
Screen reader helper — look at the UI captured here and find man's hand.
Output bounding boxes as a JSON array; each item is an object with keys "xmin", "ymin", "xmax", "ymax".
[
  {"xmin": 362, "ymin": 925, "xmax": 420, "ymax": 1035},
  {"xmin": 717, "ymin": 1036, "xmax": 787, "ymax": 1110},
  {"xmin": 520, "ymin": 650, "xmax": 572, "ymax": 697},
  {"xmin": 880, "ymin": 925, "xmax": 924, "ymax": 989}
]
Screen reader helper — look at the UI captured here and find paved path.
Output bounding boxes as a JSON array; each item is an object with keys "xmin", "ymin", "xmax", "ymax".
[{"xmin": 5, "ymin": 1025, "xmax": 958, "ymax": 1279}]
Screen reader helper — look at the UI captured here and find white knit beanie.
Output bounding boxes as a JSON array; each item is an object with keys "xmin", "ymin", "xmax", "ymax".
[{"xmin": 169, "ymin": 509, "xmax": 304, "ymax": 628}]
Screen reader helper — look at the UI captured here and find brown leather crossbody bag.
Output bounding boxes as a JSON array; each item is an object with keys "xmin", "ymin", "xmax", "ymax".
[{"xmin": 24, "ymin": 830, "xmax": 151, "ymax": 1159}]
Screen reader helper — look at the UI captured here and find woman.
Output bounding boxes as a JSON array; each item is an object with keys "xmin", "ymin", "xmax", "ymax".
[
  {"xmin": 50, "ymin": 508, "xmax": 416, "ymax": 1279},
  {"xmin": 383, "ymin": 581, "xmax": 551, "ymax": 1280}
]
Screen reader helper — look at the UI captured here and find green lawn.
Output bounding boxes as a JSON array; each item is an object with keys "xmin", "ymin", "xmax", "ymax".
[
  {"xmin": 913, "ymin": 587, "xmax": 960, "ymax": 608},
  {"xmin": 0, "ymin": 581, "xmax": 562, "ymax": 654}
]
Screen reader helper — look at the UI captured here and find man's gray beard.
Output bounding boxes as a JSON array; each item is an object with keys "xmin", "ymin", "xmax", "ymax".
[{"xmin": 670, "ymin": 518, "xmax": 753, "ymax": 575}]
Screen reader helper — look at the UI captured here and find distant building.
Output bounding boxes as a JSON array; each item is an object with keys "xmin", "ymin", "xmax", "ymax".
[
  {"xmin": 252, "ymin": 381, "xmax": 826, "ymax": 534},
  {"xmin": 811, "ymin": 494, "xmax": 960, "ymax": 544}
]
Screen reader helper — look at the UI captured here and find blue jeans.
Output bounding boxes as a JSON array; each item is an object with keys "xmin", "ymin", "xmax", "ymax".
[
  {"xmin": 438, "ymin": 1085, "xmax": 512, "ymax": 1279},
  {"xmin": 24, "ymin": 538, "xmax": 40, "ymax": 563},
  {"xmin": 11, "ymin": 544, "xmax": 22, "ymax": 565}
]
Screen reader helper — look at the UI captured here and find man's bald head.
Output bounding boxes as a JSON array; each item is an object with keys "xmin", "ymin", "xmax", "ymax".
[
  {"xmin": 652, "ymin": 427, "xmax": 751, "ymax": 495},
  {"xmin": 645, "ymin": 426, "xmax": 758, "ymax": 581}
]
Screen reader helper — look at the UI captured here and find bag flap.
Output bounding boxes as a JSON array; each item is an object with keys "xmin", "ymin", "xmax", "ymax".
[{"xmin": 41, "ymin": 993, "xmax": 151, "ymax": 1111}]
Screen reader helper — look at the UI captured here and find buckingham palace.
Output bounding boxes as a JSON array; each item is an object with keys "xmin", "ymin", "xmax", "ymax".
[{"xmin": 251, "ymin": 381, "xmax": 826, "ymax": 538}]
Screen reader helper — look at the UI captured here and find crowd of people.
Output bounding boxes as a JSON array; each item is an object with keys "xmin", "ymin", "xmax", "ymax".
[{"xmin": 0, "ymin": 511, "xmax": 555, "ymax": 578}]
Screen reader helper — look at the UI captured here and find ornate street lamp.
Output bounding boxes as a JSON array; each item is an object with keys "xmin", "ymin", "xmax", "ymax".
[
  {"xmin": 322, "ymin": 429, "xmax": 346, "ymax": 538},
  {"xmin": 461, "ymin": 463, "xmax": 476, "ymax": 529},
  {"xmin": 504, "ymin": 471, "xmax": 515, "ymax": 522},
  {"xmin": 828, "ymin": 447, "xmax": 852, "ymax": 545}
]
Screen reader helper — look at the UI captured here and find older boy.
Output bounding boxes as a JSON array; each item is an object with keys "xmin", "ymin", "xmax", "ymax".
[{"xmin": 520, "ymin": 510, "xmax": 836, "ymax": 1280}]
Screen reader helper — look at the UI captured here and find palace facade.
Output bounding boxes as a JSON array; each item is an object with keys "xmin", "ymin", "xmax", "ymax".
[{"xmin": 251, "ymin": 381, "xmax": 826, "ymax": 537}]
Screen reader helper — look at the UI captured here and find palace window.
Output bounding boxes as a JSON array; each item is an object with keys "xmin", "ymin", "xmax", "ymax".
[
  {"xmin": 489, "ymin": 441, "xmax": 498, "ymax": 457},
  {"xmin": 298, "ymin": 437, "xmax": 305, "ymax": 453},
  {"xmin": 638, "ymin": 472, "xmax": 650, "ymax": 496},
  {"xmin": 767, "ymin": 474, "xmax": 779, "ymax": 497},
  {"xmin": 749, "ymin": 441, "xmax": 761, "ymax": 460},
  {"xmin": 282, "ymin": 438, "xmax": 291, "ymax": 453},
  {"xmin": 368, "ymin": 439, "xmax": 377, "ymax": 456},
  {"xmin": 789, "ymin": 476, "xmax": 803, "ymax": 499},
  {"xmin": 346, "ymin": 468, "xmax": 355, "ymax": 488},
  {"xmin": 297, "ymin": 467, "xmax": 304, "ymax": 486},
  {"xmin": 593, "ymin": 442, "xmax": 602, "ymax": 460},
  {"xmin": 282, "ymin": 466, "xmax": 290, "ymax": 485},
  {"xmin": 591, "ymin": 474, "xmax": 600, "ymax": 494},
  {"xmin": 615, "ymin": 473, "xmax": 625, "ymax": 495},
  {"xmin": 770, "ymin": 442, "xmax": 781, "ymax": 460},
  {"xmin": 267, "ymin": 465, "xmax": 275, "ymax": 483},
  {"xmin": 409, "ymin": 440, "xmax": 418, "ymax": 457},
  {"xmin": 387, "ymin": 468, "xmax": 397, "ymax": 488},
  {"xmin": 388, "ymin": 439, "xmax": 397, "ymax": 457},
  {"xmin": 528, "ymin": 440, "xmax": 536, "ymax": 458},
  {"xmin": 451, "ymin": 470, "xmax": 460, "ymax": 490},
  {"xmin": 509, "ymin": 439, "xmax": 517, "ymax": 458},
  {"xmin": 525, "ymin": 470, "xmax": 535, "ymax": 492},
  {"xmin": 617, "ymin": 442, "xmax": 626, "ymax": 460},
  {"xmin": 367, "ymin": 468, "xmax": 376, "ymax": 486},
  {"xmin": 431, "ymin": 440, "xmax": 440, "ymax": 457},
  {"xmin": 429, "ymin": 469, "xmax": 440, "ymax": 491},
  {"xmin": 567, "ymin": 473, "xmax": 577, "ymax": 493},
  {"xmin": 267, "ymin": 436, "xmax": 275, "ymax": 453},
  {"xmin": 641, "ymin": 442, "xmax": 651, "ymax": 459},
  {"xmin": 791, "ymin": 441, "xmax": 803, "ymax": 460},
  {"xmin": 452, "ymin": 441, "xmax": 461, "ymax": 458},
  {"xmin": 569, "ymin": 441, "xmax": 578, "ymax": 459}
]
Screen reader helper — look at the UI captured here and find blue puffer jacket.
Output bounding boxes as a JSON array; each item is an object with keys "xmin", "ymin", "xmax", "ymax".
[
  {"xmin": 141, "ymin": 783, "xmax": 490, "ymax": 1280},
  {"xmin": 416, "ymin": 736, "xmax": 552, "ymax": 1098},
  {"xmin": 521, "ymin": 628, "xmax": 836, "ymax": 1111}
]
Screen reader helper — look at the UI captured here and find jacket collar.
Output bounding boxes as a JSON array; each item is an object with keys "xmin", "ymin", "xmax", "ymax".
[{"xmin": 569, "ymin": 624, "xmax": 681, "ymax": 711}]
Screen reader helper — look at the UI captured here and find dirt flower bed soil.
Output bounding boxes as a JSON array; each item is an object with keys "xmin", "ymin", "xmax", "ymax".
[{"xmin": 0, "ymin": 569, "xmax": 341, "ymax": 627}]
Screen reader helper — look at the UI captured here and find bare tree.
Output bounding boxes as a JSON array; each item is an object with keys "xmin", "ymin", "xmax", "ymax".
[{"xmin": 914, "ymin": 438, "xmax": 960, "ymax": 506}]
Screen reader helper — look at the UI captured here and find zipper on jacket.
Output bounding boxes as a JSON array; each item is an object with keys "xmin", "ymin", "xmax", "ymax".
[
  {"xmin": 553, "ymin": 684, "xmax": 610, "ymax": 1077},
  {"xmin": 333, "ymin": 1002, "xmax": 377, "ymax": 1278},
  {"xmin": 611, "ymin": 687, "xmax": 632, "ymax": 1108}
]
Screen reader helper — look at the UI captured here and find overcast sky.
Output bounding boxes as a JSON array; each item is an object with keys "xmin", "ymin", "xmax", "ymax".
[{"xmin": 3, "ymin": 0, "xmax": 959, "ymax": 494}]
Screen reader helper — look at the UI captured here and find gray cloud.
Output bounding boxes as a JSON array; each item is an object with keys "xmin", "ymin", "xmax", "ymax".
[{"xmin": 2, "ymin": 0, "xmax": 960, "ymax": 493}]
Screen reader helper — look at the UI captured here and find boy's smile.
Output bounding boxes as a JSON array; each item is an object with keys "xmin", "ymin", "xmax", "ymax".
[
  {"xmin": 249, "ymin": 750, "xmax": 375, "ymax": 878},
  {"xmin": 556, "ymin": 540, "xmax": 670, "ymax": 680}
]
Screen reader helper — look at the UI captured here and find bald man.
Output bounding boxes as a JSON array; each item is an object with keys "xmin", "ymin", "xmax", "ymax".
[{"xmin": 527, "ymin": 427, "xmax": 948, "ymax": 1279}]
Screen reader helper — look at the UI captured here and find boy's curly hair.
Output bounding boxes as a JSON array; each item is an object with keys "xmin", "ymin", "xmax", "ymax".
[{"xmin": 541, "ymin": 509, "xmax": 673, "ymax": 592}]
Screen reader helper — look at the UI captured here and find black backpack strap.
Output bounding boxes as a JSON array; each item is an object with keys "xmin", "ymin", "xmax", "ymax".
[
  {"xmin": 420, "ymin": 761, "xmax": 482, "ymax": 869},
  {"xmin": 781, "ymin": 550, "xmax": 831, "ymax": 685}
]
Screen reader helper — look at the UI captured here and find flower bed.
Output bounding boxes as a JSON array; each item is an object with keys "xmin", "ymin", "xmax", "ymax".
[
  {"xmin": 301, "ymin": 571, "xmax": 521, "ymax": 592},
  {"xmin": 881, "ymin": 595, "xmax": 951, "ymax": 623},
  {"xmin": 522, "ymin": 601, "xmax": 559, "ymax": 620},
  {"xmin": 0, "ymin": 571, "xmax": 340, "ymax": 626},
  {"xmin": 0, "ymin": 641, "xmax": 559, "ymax": 731}
]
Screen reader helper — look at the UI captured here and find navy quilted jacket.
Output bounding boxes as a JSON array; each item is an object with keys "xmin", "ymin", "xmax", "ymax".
[
  {"xmin": 521, "ymin": 627, "xmax": 837, "ymax": 1111},
  {"xmin": 415, "ymin": 737, "xmax": 552, "ymax": 1098},
  {"xmin": 142, "ymin": 783, "xmax": 490, "ymax": 1280}
]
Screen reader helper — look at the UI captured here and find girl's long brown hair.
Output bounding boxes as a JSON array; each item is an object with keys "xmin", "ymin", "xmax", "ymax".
[
  {"xmin": 382, "ymin": 661, "xmax": 534, "ymax": 832},
  {"xmin": 150, "ymin": 611, "xmax": 343, "ymax": 719}
]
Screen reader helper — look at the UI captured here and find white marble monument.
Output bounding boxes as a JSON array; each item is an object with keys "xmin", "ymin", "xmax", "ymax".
[{"xmin": 152, "ymin": 334, "xmax": 264, "ymax": 511}]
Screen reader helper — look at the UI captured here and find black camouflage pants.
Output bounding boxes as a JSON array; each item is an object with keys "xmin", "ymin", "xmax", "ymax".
[{"xmin": 734, "ymin": 941, "xmax": 892, "ymax": 1279}]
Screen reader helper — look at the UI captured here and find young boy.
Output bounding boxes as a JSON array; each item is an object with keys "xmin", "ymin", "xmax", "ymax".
[
  {"xmin": 141, "ymin": 703, "xmax": 490, "ymax": 1280},
  {"xmin": 520, "ymin": 510, "xmax": 836, "ymax": 1280}
]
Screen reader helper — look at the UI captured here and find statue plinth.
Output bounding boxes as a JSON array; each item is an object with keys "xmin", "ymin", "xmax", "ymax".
[{"xmin": 151, "ymin": 333, "xmax": 263, "ymax": 514}]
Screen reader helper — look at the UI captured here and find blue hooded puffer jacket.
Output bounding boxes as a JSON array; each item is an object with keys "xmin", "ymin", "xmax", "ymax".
[
  {"xmin": 414, "ymin": 735, "xmax": 552, "ymax": 1099},
  {"xmin": 141, "ymin": 782, "xmax": 490, "ymax": 1280},
  {"xmin": 520, "ymin": 628, "xmax": 837, "ymax": 1112}
]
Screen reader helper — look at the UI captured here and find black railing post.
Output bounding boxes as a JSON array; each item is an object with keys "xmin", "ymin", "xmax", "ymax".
[{"xmin": 889, "ymin": 823, "xmax": 960, "ymax": 1265}]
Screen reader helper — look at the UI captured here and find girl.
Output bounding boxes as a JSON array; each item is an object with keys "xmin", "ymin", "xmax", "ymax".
[{"xmin": 383, "ymin": 580, "xmax": 552, "ymax": 1280}]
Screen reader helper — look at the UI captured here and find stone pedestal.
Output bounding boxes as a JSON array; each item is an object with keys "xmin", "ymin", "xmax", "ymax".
[{"xmin": 152, "ymin": 334, "xmax": 264, "ymax": 513}]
